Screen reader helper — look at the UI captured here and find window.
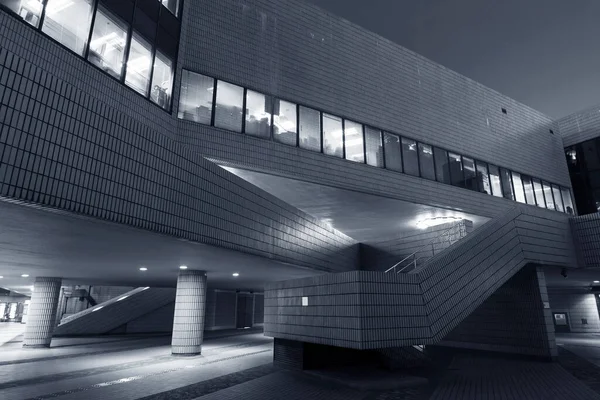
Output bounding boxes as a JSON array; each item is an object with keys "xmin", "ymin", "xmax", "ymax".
[
  {"xmin": 42, "ymin": 0, "xmax": 94, "ymax": 56},
  {"xmin": 150, "ymin": 51, "xmax": 173, "ymax": 110},
  {"xmin": 542, "ymin": 181, "xmax": 555, "ymax": 209},
  {"xmin": 244, "ymin": 90, "xmax": 272, "ymax": 138},
  {"xmin": 448, "ymin": 152, "xmax": 464, "ymax": 187},
  {"xmin": 552, "ymin": 184, "xmax": 565, "ymax": 212},
  {"xmin": 475, "ymin": 161, "xmax": 491, "ymax": 195},
  {"xmin": 488, "ymin": 165, "xmax": 503, "ymax": 198},
  {"xmin": 177, "ymin": 70, "xmax": 214, "ymax": 124},
  {"xmin": 463, "ymin": 157, "xmax": 477, "ymax": 190},
  {"xmin": 522, "ymin": 176, "xmax": 536, "ymax": 205},
  {"xmin": 161, "ymin": 0, "xmax": 179, "ymax": 16},
  {"xmin": 125, "ymin": 33, "xmax": 153, "ymax": 96},
  {"xmin": 561, "ymin": 187, "xmax": 575, "ymax": 215},
  {"xmin": 511, "ymin": 172, "xmax": 526, "ymax": 203},
  {"xmin": 402, "ymin": 138, "xmax": 419, "ymax": 176},
  {"xmin": 365, "ymin": 127, "xmax": 384, "ymax": 167},
  {"xmin": 434, "ymin": 148, "xmax": 451, "ymax": 184},
  {"xmin": 1, "ymin": 0, "xmax": 44, "ymax": 27},
  {"xmin": 418, "ymin": 143, "xmax": 435, "ymax": 180},
  {"xmin": 344, "ymin": 120, "xmax": 364, "ymax": 163},
  {"xmin": 273, "ymin": 100, "xmax": 297, "ymax": 146},
  {"xmin": 322, "ymin": 114, "xmax": 343, "ymax": 158},
  {"xmin": 383, "ymin": 132, "xmax": 402, "ymax": 172},
  {"xmin": 499, "ymin": 168, "xmax": 514, "ymax": 200},
  {"xmin": 501, "ymin": 108, "xmax": 507, "ymax": 114},
  {"xmin": 214, "ymin": 81, "xmax": 244, "ymax": 132},
  {"xmin": 88, "ymin": 5, "xmax": 128, "ymax": 79},
  {"xmin": 299, "ymin": 106, "xmax": 321, "ymax": 152},
  {"xmin": 532, "ymin": 178, "xmax": 546, "ymax": 208}
]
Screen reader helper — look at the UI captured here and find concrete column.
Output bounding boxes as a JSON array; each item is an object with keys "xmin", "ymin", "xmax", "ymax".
[
  {"xmin": 171, "ymin": 270, "xmax": 207, "ymax": 355},
  {"xmin": 23, "ymin": 277, "xmax": 62, "ymax": 348}
]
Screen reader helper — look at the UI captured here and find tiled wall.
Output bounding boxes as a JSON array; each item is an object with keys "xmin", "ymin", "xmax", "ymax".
[
  {"xmin": 558, "ymin": 105, "xmax": 600, "ymax": 147},
  {"xmin": 548, "ymin": 288, "xmax": 600, "ymax": 333},
  {"xmin": 126, "ymin": 302, "xmax": 175, "ymax": 334},
  {"xmin": 441, "ymin": 266, "xmax": 556, "ymax": 358},
  {"xmin": 264, "ymin": 205, "xmax": 578, "ymax": 350},
  {"xmin": 0, "ymin": 10, "xmax": 359, "ymax": 274},
  {"xmin": 254, "ymin": 293, "xmax": 264, "ymax": 326},
  {"xmin": 570, "ymin": 213, "xmax": 600, "ymax": 268}
]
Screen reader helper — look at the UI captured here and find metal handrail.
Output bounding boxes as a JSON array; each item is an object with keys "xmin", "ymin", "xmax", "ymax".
[{"xmin": 385, "ymin": 224, "xmax": 461, "ymax": 274}]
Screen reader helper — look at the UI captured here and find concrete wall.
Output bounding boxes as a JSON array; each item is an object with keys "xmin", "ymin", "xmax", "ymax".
[
  {"xmin": 558, "ymin": 104, "xmax": 600, "ymax": 147},
  {"xmin": 571, "ymin": 213, "xmax": 600, "ymax": 268},
  {"xmin": 548, "ymin": 288, "xmax": 600, "ymax": 333},
  {"xmin": 125, "ymin": 302, "xmax": 175, "ymax": 334}
]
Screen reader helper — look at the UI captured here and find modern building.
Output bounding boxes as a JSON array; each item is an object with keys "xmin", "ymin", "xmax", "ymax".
[{"xmin": 0, "ymin": 0, "xmax": 599, "ymax": 370}]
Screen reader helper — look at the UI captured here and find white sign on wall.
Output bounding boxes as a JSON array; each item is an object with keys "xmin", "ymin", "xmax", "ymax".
[{"xmin": 302, "ymin": 296, "xmax": 308, "ymax": 307}]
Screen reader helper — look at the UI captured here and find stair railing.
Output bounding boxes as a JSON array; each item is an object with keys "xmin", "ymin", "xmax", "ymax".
[{"xmin": 385, "ymin": 223, "xmax": 464, "ymax": 274}]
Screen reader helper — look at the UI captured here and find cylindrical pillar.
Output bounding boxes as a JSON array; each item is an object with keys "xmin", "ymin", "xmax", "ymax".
[
  {"xmin": 23, "ymin": 277, "xmax": 62, "ymax": 348},
  {"xmin": 171, "ymin": 270, "xmax": 207, "ymax": 355}
]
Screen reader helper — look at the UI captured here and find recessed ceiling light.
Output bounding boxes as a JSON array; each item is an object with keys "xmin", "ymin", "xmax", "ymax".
[
  {"xmin": 594, "ymin": 281, "xmax": 599, "ymax": 284},
  {"xmin": 139, "ymin": 267, "xmax": 147, "ymax": 271},
  {"xmin": 0, "ymin": 276, "xmax": 3, "ymax": 279},
  {"xmin": 232, "ymin": 273, "xmax": 239, "ymax": 277},
  {"xmin": 179, "ymin": 265, "xmax": 188, "ymax": 270},
  {"xmin": 21, "ymin": 274, "xmax": 29, "ymax": 278}
]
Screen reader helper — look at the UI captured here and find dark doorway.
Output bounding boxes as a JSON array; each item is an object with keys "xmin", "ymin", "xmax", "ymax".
[
  {"xmin": 236, "ymin": 293, "xmax": 253, "ymax": 329},
  {"xmin": 553, "ymin": 312, "xmax": 571, "ymax": 333}
]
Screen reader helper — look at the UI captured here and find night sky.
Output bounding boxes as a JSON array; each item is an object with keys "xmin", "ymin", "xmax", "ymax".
[{"xmin": 307, "ymin": 0, "xmax": 600, "ymax": 118}]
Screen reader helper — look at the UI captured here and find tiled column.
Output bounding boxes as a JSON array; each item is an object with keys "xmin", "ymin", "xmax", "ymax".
[
  {"xmin": 171, "ymin": 270, "xmax": 207, "ymax": 355},
  {"xmin": 23, "ymin": 277, "xmax": 62, "ymax": 348}
]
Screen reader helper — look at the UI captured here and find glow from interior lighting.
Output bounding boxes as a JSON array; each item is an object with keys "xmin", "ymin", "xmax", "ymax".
[
  {"xmin": 127, "ymin": 56, "xmax": 150, "ymax": 72},
  {"xmin": 92, "ymin": 306, "xmax": 104, "ymax": 312},
  {"xmin": 594, "ymin": 281, "xmax": 599, "ymax": 284},
  {"xmin": 21, "ymin": 274, "xmax": 29, "ymax": 278},
  {"xmin": 416, "ymin": 216, "xmax": 463, "ymax": 229},
  {"xmin": 25, "ymin": 0, "xmax": 43, "ymax": 13},
  {"xmin": 117, "ymin": 295, "xmax": 129, "ymax": 301},
  {"xmin": 46, "ymin": 0, "xmax": 74, "ymax": 16},
  {"xmin": 232, "ymin": 273, "xmax": 239, "ymax": 277},
  {"xmin": 90, "ymin": 32, "xmax": 123, "ymax": 50},
  {"xmin": 142, "ymin": 287, "xmax": 150, "ymax": 290},
  {"xmin": 179, "ymin": 265, "xmax": 188, "ymax": 270},
  {"xmin": 0, "ymin": 276, "xmax": 3, "ymax": 279},
  {"xmin": 139, "ymin": 267, "xmax": 147, "ymax": 271},
  {"xmin": 30, "ymin": 286, "xmax": 35, "ymax": 292}
]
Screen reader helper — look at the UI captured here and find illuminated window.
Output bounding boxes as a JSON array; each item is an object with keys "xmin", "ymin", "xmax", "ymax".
[
  {"xmin": 0, "ymin": 0, "xmax": 44, "ymax": 27},
  {"xmin": 532, "ymin": 178, "xmax": 546, "ymax": 208},
  {"xmin": 511, "ymin": 172, "xmax": 526, "ymax": 203},
  {"xmin": 463, "ymin": 157, "xmax": 477, "ymax": 190},
  {"xmin": 542, "ymin": 181, "xmax": 555, "ymax": 209},
  {"xmin": 323, "ymin": 113, "xmax": 343, "ymax": 158},
  {"xmin": 365, "ymin": 127, "xmax": 384, "ymax": 168},
  {"xmin": 273, "ymin": 100, "xmax": 297, "ymax": 146},
  {"xmin": 402, "ymin": 138, "xmax": 419, "ymax": 176},
  {"xmin": 448, "ymin": 152, "xmax": 464, "ymax": 187},
  {"xmin": 299, "ymin": 106, "xmax": 321, "ymax": 152},
  {"xmin": 161, "ymin": 0, "xmax": 179, "ymax": 16},
  {"xmin": 500, "ymin": 168, "xmax": 514, "ymax": 200},
  {"xmin": 561, "ymin": 187, "xmax": 574, "ymax": 215},
  {"xmin": 418, "ymin": 143, "xmax": 435, "ymax": 180},
  {"xmin": 244, "ymin": 90, "xmax": 272, "ymax": 138},
  {"xmin": 522, "ymin": 176, "xmax": 536, "ymax": 205},
  {"xmin": 177, "ymin": 70, "xmax": 214, "ymax": 124},
  {"xmin": 434, "ymin": 148, "xmax": 450, "ymax": 184},
  {"xmin": 88, "ymin": 5, "xmax": 128, "ymax": 79},
  {"xmin": 383, "ymin": 133, "xmax": 402, "ymax": 172},
  {"xmin": 125, "ymin": 33, "xmax": 153, "ymax": 96},
  {"xmin": 475, "ymin": 161, "xmax": 491, "ymax": 195},
  {"xmin": 552, "ymin": 184, "xmax": 564, "ymax": 212},
  {"xmin": 150, "ymin": 51, "xmax": 174, "ymax": 110},
  {"xmin": 488, "ymin": 165, "xmax": 503, "ymax": 198},
  {"xmin": 344, "ymin": 120, "xmax": 364, "ymax": 163},
  {"xmin": 42, "ymin": 0, "xmax": 94, "ymax": 56},
  {"xmin": 214, "ymin": 81, "xmax": 244, "ymax": 132}
]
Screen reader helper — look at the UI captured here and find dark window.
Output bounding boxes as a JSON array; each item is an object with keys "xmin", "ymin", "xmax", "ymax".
[
  {"xmin": 365, "ymin": 127, "xmax": 384, "ymax": 168},
  {"xmin": 214, "ymin": 80, "xmax": 244, "ymax": 132},
  {"xmin": 101, "ymin": 0, "xmax": 135, "ymax": 23},
  {"xmin": 273, "ymin": 100, "xmax": 297, "ymax": 146},
  {"xmin": 550, "ymin": 129, "xmax": 554, "ymax": 134},
  {"xmin": 463, "ymin": 157, "xmax": 477, "ymax": 190},
  {"xmin": 502, "ymin": 108, "xmax": 507, "ymax": 114},
  {"xmin": 583, "ymin": 318, "xmax": 588, "ymax": 325},
  {"xmin": 383, "ymin": 132, "xmax": 402, "ymax": 172},
  {"xmin": 161, "ymin": 0, "xmax": 179, "ymax": 17},
  {"xmin": 532, "ymin": 178, "xmax": 546, "ymax": 208},
  {"xmin": 42, "ymin": 0, "xmax": 94, "ymax": 56},
  {"xmin": 402, "ymin": 138, "xmax": 419, "ymax": 176},
  {"xmin": 500, "ymin": 168, "xmax": 514, "ymax": 200},
  {"xmin": 511, "ymin": 172, "xmax": 526, "ymax": 203},
  {"xmin": 299, "ymin": 106, "xmax": 321, "ymax": 152},
  {"xmin": 132, "ymin": 6, "xmax": 157, "ymax": 41},
  {"xmin": 322, "ymin": 114, "xmax": 343, "ymax": 158},
  {"xmin": 522, "ymin": 176, "xmax": 536, "ymax": 205},
  {"xmin": 244, "ymin": 90, "xmax": 272, "ymax": 138},
  {"xmin": 475, "ymin": 160, "xmax": 491, "ymax": 195},
  {"xmin": 177, "ymin": 70, "xmax": 214, "ymax": 124},
  {"xmin": 434, "ymin": 147, "xmax": 451, "ymax": 184},
  {"xmin": 344, "ymin": 120, "xmax": 364, "ymax": 163},
  {"xmin": 155, "ymin": 25, "xmax": 178, "ymax": 60},
  {"xmin": 489, "ymin": 165, "xmax": 503, "ymax": 197},
  {"xmin": 418, "ymin": 143, "xmax": 435, "ymax": 180},
  {"xmin": 448, "ymin": 152, "xmax": 464, "ymax": 187},
  {"xmin": 136, "ymin": 0, "xmax": 160, "ymax": 21}
]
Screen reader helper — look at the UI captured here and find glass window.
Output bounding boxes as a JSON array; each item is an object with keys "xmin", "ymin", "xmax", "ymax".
[
  {"xmin": 561, "ymin": 187, "xmax": 575, "ymax": 215},
  {"xmin": 322, "ymin": 114, "xmax": 343, "ymax": 158},
  {"xmin": 161, "ymin": 0, "xmax": 179, "ymax": 16},
  {"xmin": 344, "ymin": 120, "xmax": 364, "ymax": 163},
  {"xmin": 418, "ymin": 143, "xmax": 435, "ymax": 180},
  {"xmin": 532, "ymin": 178, "xmax": 546, "ymax": 208},
  {"xmin": 150, "ymin": 51, "xmax": 173, "ymax": 110},
  {"xmin": 383, "ymin": 132, "xmax": 402, "ymax": 172},
  {"xmin": 365, "ymin": 127, "xmax": 384, "ymax": 168},
  {"xmin": 87, "ymin": 6, "xmax": 128, "ymax": 79},
  {"xmin": 1, "ymin": 0, "xmax": 44, "ymax": 27},
  {"xmin": 463, "ymin": 157, "xmax": 477, "ymax": 191},
  {"xmin": 299, "ymin": 106, "xmax": 321, "ymax": 152},
  {"xmin": 522, "ymin": 176, "xmax": 536, "ymax": 205},
  {"xmin": 402, "ymin": 138, "xmax": 419, "ymax": 176},
  {"xmin": 499, "ymin": 168, "xmax": 514, "ymax": 200},
  {"xmin": 273, "ymin": 100, "xmax": 297, "ymax": 146},
  {"xmin": 511, "ymin": 172, "xmax": 526, "ymax": 203},
  {"xmin": 125, "ymin": 33, "xmax": 153, "ymax": 96},
  {"xmin": 475, "ymin": 161, "xmax": 491, "ymax": 195},
  {"xmin": 177, "ymin": 70, "xmax": 214, "ymax": 124},
  {"xmin": 448, "ymin": 152, "xmax": 464, "ymax": 187},
  {"xmin": 42, "ymin": 0, "xmax": 94, "ymax": 56},
  {"xmin": 552, "ymin": 184, "xmax": 565, "ymax": 212},
  {"xmin": 434, "ymin": 148, "xmax": 451, "ymax": 184},
  {"xmin": 214, "ymin": 81, "xmax": 244, "ymax": 132},
  {"xmin": 542, "ymin": 181, "xmax": 555, "ymax": 209},
  {"xmin": 488, "ymin": 165, "xmax": 503, "ymax": 197},
  {"xmin": 244, "ymin": 90, "xmax": 272, "ymax": 138}
]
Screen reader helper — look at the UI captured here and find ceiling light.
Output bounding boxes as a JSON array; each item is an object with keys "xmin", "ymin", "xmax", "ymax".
[
  {"xmin": 139, "ymin": 267, "xmax": 147, "ymax": 271},
  {"xmin": 232, "ymin": 273, "xmax": 239, "ymax": 277},
  {"xmin": 0, "ymin": 276, "xmax": 3, "ymax": 279},
  {"xmin": 594, "ymin": 281, "xmax": 599, "ymax": 284},
  {"xmin": 179, "ymin": 265, "xmax": 188, "ymax": 270},
  {"xmin": 30, "ymin": 286, "xmax": 34, "ymax": 292},
  {"xmin": 416, "ymin": 216, "xmax": 463, "ymax": 229},
  {"xmin": 21, "ymin": 274, "xmax": 29, "ymax": 278}
]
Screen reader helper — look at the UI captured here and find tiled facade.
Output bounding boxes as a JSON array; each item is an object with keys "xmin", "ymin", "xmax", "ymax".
[{"xmin": 547, "ymin": 288, "xmax": 600, "ymax": 333}]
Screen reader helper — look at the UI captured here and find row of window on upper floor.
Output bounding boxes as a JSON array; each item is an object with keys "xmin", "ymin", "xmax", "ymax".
[
  {"xmin": 0, "ymin": 0, "xmax": 178, "ymax": 110},
  {"xmin": 178, "ymin": 69, "xmax": 576, "ymax": 215}
]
